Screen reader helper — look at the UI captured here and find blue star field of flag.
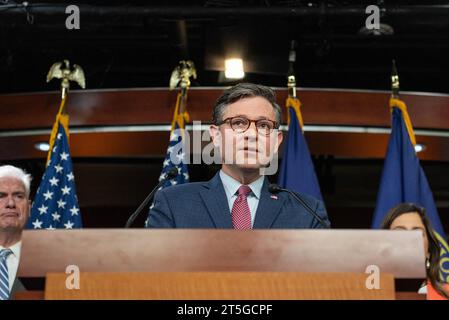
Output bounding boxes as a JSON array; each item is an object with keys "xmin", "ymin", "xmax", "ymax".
[
  {"xmin": 145, "ymin": 123, "xmax": 189, "ymax": 227},
  {"xmin": 27, "ymin": 123, "xmax": 82, "ymax": 230}
]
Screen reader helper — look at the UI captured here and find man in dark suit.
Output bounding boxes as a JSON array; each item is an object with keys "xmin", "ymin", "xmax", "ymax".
[
  {"xmin": 0, "ymin": 165, "xmax": 31, "ymax": 299},
  {"xmin": 148, "ymin": 83, "xmax": 330, "ymax": 229}
]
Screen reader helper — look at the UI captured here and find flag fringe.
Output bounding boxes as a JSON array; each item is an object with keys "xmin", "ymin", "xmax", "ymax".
[
  {"xmin": 286, "ymin": 96, "xmax": 304, "ymax": 129},
  {"xmin": 390, "ymin": 98, "xmax": 416, "ymax": 146}
]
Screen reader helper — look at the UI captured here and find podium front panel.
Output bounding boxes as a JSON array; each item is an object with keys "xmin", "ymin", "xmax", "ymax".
[{"xmin": 18, "ymin": 229, "xmax": 426, "ymax": 279}]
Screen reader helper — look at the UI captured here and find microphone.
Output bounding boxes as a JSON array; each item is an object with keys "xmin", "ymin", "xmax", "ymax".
[
  {"xmin": 268, "ymin": 183, "xmax": 330, "ymax": 228},
  {"xmin": 125, "ymin": 167, "xmax": 179, "ymax": 228}
]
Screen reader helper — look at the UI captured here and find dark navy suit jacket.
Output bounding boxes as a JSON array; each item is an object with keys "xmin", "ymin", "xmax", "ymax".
[{"xmin": 147, "ymin": 172, "xmax": 330, "ymax": 229}]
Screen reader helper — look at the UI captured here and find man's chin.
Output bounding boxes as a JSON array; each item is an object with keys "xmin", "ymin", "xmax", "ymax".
[
  {"xmin": 234, "ymin": 160, "xmax": 263, "ymax": 170},
  {"xmin": 0, "ymin": 220, "xmax": 22, "ymax": 231}
]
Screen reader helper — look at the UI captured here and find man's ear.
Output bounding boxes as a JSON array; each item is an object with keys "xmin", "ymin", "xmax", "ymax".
[
  {"xmin": 275, "ymin": 130, "xmax": 283, "ymax": 151},
  {"xmin": 27, "ymin": 199, "xmax": 31, "ymax": 217}
]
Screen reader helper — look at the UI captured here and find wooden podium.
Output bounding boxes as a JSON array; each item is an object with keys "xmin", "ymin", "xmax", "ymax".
[{"xmin": 17, "ymin": 229, "xmax": 426, "ymax": 300}]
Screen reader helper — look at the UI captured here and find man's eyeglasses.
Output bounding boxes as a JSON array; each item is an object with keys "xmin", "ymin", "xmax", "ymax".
[{"xmin": 217, "ymin": 116, "xmax": 279, "ymax": 135}]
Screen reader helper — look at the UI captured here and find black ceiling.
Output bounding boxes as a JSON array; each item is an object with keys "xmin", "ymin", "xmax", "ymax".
[{"xmin": 2, "ymin": 1, "xmax": 449, "ymax": 94}]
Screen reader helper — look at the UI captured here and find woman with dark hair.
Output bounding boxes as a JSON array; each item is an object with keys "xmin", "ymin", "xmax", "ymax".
[{"xmin": 381, "ymin": 203, "xmax": 448, "ymax": 299}]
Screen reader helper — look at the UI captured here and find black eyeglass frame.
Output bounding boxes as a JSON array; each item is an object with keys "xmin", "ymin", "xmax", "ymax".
[{"xmin": 216, "ymin": 116, "xmax": 280, "ymax": 135}]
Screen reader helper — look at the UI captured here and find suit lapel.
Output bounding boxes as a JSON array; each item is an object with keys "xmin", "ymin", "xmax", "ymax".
[
  {"xmin": 10, "ymin": 277, "xmax": 26, "ymax": 299},
  {"xmin": 253, "ymin": 178, "xmax": 286, "ymax": 228},
  {"xmin": 199, "ymin": 173, "xmax": 233, "ymax": 228}
]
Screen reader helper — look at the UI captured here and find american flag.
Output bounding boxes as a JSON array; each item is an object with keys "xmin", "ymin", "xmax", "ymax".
[
  {"xmin": 27, "ymin": 123, "xmax": 82, "ymax": 230},
  {"xmin": 145, "ymin": 121, "xmax": 189, "ymax": 227}
]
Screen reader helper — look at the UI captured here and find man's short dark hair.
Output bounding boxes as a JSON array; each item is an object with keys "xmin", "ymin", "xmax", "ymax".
[{"xmin": 212, "ymin": 83, "xmax": 282, "ymax": 125}]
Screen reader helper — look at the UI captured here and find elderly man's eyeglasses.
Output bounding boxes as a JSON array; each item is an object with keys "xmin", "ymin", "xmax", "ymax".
[{"xmin": 217, "ymin": 117, "xmax": 279, "ymax": 135}]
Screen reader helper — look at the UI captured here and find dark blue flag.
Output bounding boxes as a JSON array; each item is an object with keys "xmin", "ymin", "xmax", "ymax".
[
  {"xmin": 372, "ymin": 98, "xmax": 449, "ymax": 283},
  {"xmin": 278, "ymin": 97, "xmax": 323, "ymax": 201},
  {"xmin": 28, "ymin": 123, "xmax": 82, "ymax": 229}
]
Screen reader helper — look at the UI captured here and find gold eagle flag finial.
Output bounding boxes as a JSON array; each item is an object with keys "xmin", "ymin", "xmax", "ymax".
[
  {"xmin": 169, "ymin": 60, "xmax": 197, "ymax": 91},
  {"xmin": 168, "ymin": 60, "xmax": 196, "ymax": 131},
  {"xmin": 47, "ymin": 59, "xmax": 86, "ymax": 100}
]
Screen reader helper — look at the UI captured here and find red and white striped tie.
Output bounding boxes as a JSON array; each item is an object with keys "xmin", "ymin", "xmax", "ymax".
[{"xmin": 231, "ymin": 185, "xmax": 252, "ymax": 230}]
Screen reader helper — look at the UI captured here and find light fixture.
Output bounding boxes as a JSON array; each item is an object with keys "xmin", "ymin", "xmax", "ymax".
[
  {"xmin": 414, "ymin": 143, "xmax": 426, "ymax": 153},
  {"xmin": 34, "ymin": 142, "xmax": 50, "ymax": 152},
  {"xmin": 224, "ymin": 58, "xmax": 245, "ymax": 79}
]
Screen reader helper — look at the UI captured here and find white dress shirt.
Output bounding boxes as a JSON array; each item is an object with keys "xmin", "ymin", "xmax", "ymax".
[
  {"xmin": 219, "ymin": 170, "xmax": 265, "ymax": 227},
  {"xmin": 0, "ymin": 241, "xmax": 21, "ymax": 291},
  {"xmin": 418, "ymin": 285, "xmax": 428, "ymax": 294}
]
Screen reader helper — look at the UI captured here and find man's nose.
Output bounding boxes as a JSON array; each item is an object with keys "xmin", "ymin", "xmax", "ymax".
[
  {"xmin": 245, "ymin": 121, "xmax": 258, "ymax": 137},
  {"xmin": 5, "ymin": 195, "xmax": 16, "ymax": 208}
]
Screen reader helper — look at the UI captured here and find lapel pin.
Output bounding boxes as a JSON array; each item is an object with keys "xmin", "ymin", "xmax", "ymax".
[{"xmin": 270, "ymin": 195, "xmax": 278, "ymax": 200}]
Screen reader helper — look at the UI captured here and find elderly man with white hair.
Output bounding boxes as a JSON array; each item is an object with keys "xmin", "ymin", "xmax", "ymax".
[{"xmin": 0, "ymin": 165, "xmax": 31, "ymax": 300}]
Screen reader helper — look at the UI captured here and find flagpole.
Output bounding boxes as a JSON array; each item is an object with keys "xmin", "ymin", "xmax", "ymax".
[
  {"xmin": 28, "ymin": 60, "xmax": 85, "ymax": 229},
  {"xmin": 169, "ymin": 60, "xmax": 196, "ymax": 131},
  {"xmin": 287, "ymin": 40, "xmax": 297, "ymax": 99},
  {"xmin": 144, "ymin": 61, "xmax": 196, "ymax": 227},
  {"xmin": 285, "ymin": 40, "xmax": 304, "ymax": 128},
  {"xmin": 391, "ymin": 59, "xmax": 400, "ymax": 99},
  {"xmin": 389, "ymin": 60, "xmax": 417, "ymax": 147},
  {"xmin": 45, "ymin": 60, "xmax": 86, "ymax": 164}
]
